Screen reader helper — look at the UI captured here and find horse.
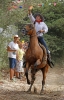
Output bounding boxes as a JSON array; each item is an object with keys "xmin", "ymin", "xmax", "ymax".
[{"xmin": 22, "ymin": 24, "xmax": 49, "ymax": 93}]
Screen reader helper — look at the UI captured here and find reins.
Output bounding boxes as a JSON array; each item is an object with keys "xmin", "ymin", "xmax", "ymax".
[{"xmin": 30, "ymin": 34, "xmax": 37, "ymax": 38}]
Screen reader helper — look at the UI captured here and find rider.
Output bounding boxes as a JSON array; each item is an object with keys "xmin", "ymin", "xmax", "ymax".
[{"xmin": 28, "ymin": 6, "xmax": 54, "ymax": 68}]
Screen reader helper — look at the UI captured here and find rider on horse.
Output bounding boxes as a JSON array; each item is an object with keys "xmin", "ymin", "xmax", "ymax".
[{"xmin": 28, "ymin": 6, "xmax": 54, "ymax": 68}]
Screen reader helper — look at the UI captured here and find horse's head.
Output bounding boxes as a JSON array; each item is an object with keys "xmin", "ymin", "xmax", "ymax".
[{"xmin": 22, "ymin": 24, "xmax": 35, "ymax": 36}]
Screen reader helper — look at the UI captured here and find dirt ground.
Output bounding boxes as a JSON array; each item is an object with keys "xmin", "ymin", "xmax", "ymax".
[{"xmin": 0, "ymin": 65, "xmax": 64, "ymax": 100}]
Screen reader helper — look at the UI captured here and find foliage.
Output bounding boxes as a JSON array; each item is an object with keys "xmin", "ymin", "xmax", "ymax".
[
  {"xmin": 0, "ymin": 0, "xmax": 64, "ymax": 69},
  {"xmin": 0, "ymin": 25, "xmax": 18, "ymax": 69},
  {"xmin": 32, "ymin": 2, "xmax": 64, "ymax": 59}
]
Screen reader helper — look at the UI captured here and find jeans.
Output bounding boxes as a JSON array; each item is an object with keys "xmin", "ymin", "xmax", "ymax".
[
  {"xmin": 38, "ymin": 36, "xmax": 48, "ymax": 54},
  {"xmin": 9, "ymin": 58, "xmax": 16, "ymax": 69}
]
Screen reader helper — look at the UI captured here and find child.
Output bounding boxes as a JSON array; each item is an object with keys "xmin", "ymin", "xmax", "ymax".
[{"xmin": 16, "ymin": 43, "xmax": 25, "ymax": 79}]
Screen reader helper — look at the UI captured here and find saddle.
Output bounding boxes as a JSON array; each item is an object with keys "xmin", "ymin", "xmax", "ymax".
[
  {"xmin": 39, "ymin": 43, "xmax": 54, "ymax": 68},
  {"xmin": 23, "ymin": 42, "xmax": 54, "ymax": 68}
]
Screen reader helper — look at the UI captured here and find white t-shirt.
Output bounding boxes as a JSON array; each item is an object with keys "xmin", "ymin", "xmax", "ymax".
[{"xmin": 8, "ymin": 41, "xmax": 19, "ymax": 58}]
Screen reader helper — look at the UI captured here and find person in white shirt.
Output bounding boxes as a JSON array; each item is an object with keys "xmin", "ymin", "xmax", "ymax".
[
  {"xmin": 7, "ymin": 35, "xmax": 19, "ymax": 80},
  {"xmin": 28, "ymin": 7, "xmax": 54, "ymax": 68}
]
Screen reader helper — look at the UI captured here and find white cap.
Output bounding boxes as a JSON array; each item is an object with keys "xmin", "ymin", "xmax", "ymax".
[{"xmin": 14, "ymin": 35, "xmax": 19, "ymax": 38}]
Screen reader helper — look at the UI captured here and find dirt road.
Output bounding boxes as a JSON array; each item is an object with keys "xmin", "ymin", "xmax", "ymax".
[{"xmin": 0, "ymin": 66, "xmax": 64, "ymax": 100}]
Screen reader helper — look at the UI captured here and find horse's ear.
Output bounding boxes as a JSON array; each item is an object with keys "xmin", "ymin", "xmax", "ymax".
[{"xmin": 29, "ymin": 24, "xmax": 34, "ymax": 29}]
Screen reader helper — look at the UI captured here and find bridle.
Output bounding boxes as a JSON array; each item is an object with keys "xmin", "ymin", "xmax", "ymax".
[
  {"xmin": 30, "ymin": 34, "xmax": 37, "ymax": 38},
  {"xmin": 22, "ymin": 24, "xmax": 36, "ymax": 37}
]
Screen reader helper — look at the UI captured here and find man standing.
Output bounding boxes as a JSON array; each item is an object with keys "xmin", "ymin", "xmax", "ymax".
[{"xmin": 7, "ymin": 35, "xmax": 19, "ymax": 80}]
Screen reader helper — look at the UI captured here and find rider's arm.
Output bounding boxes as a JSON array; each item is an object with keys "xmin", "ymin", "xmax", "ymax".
[
  {"xmin": 43, "ymin": 22, "xmax": 48, "ymax": 34},
  {"xmin": 28, "ymin": 9, "xmax": 35, "ymax": 24},
  {"xmin": 39, "ymin": 22, "xmax": 48, "ymax": 34}
]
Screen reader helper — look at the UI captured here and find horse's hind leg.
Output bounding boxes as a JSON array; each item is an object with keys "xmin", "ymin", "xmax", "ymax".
[
  {"xmin": 41, "ymin": 68, "xmax": 46, "ymax": 93},
  {"xmin": 25, "ymin": 71, "xmax": 30, "ymax": 84},
  {"xmin": 40, "ymin": 66, "xmax": 48, "ymax": 93},
  {"xmin": 41, "ymin": 67, "xmax": 46, "ymax": 93}
]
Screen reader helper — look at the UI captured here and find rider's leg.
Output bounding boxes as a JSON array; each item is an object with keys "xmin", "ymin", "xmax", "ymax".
[
  {"xmin": 38, "ymin": 36, "xmax": 54, "ymax": 68},
  {"xmin": 38, "ymin": 36, "xmax": 48, "ymax": 53}
]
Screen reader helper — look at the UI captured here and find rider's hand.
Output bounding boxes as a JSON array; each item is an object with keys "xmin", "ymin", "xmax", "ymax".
[
  {"xmin": 39, "ymin": 30, "xmax": 45, "ymax": 33},
  {"xmin": 28, "ymin": 6, "xmax": 33, "ymax": 15},
  {"xmin": 29, "ymin": 6, "xmax": 33, "ymax": 10}
]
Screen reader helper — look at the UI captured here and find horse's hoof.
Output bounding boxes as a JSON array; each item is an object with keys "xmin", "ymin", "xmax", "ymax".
[
  {"xmin": 27, "ymin": 88, "xmax": 31, "ymax": 93},
  {"xmin": 34, "ymin": 87, "xmax": 37, "ymax": 93},
  {"xmin": 27, "ymin": 80, "xmax": 31, "ymax": 84},
  {"xmin": 40, "ymin": 89, "xmax": 44, "ymax": 94}
]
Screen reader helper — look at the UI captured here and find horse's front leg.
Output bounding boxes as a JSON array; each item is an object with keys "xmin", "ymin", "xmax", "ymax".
[
  {"xmin": 25, "ymin": 62, "xmax": 31, "ymax": 84},
  {"xmin": 27, "ymin": 68, "xmax": 36, "ymax": 92}
]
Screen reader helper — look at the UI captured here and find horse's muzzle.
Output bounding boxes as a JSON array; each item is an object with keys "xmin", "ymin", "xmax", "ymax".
[{"xmin": 21, "ymin": 28, "xmax": 28, "ymax": 35}]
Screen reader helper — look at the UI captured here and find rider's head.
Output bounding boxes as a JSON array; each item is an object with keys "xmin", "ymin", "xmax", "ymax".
[{"xmin": 34, "ymin": 13, "xmax": 44, "ymax": 21}]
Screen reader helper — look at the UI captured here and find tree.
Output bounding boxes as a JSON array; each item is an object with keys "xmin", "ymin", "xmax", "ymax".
[{"xmin": 0, "ymin": 0, "xmax": 64, "ymax": 69}]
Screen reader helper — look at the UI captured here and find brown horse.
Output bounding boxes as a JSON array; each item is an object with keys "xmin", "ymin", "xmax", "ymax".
[{"xmin": 22, "ymin": 24, "xmax": 49, "ymax": 93}]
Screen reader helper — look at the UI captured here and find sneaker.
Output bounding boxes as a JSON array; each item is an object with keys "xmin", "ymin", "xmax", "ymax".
[
  {"xmin": 10, "ymin": 78, "xmax": 16, "ymax": 82},
  {"xmin": 17, "ymin": 76, "xmax": 21, "ymax": 79}
]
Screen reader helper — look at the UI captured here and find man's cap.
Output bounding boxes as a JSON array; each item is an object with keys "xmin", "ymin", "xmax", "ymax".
[
  {"xmin": 14, "ymin": 35, "xmax": 20, "ymax": 39},
  {"xmin": 14, "ymin": 35, "xmax": 19, "ymax": 38}
]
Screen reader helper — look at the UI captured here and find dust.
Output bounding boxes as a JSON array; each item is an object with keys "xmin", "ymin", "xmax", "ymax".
[{"xmin": 0, "ymin": 66, "xmax": 64, "ymax": 100}]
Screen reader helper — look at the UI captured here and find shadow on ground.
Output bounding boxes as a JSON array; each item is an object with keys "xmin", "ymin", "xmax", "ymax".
[{"xmin": 0, "ymin": 90, "xmax": 64, "ymax": 100}]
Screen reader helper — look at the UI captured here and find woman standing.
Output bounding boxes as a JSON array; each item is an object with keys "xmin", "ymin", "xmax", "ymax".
[{"xmin": 16, "ymin": 43, "xmax": 25, "ymax": 79}]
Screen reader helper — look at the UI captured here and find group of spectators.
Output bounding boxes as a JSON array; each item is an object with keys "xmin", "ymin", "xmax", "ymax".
[{"xmin": 7, "ymin": 35, "xmax": 28, "ymax": 81}]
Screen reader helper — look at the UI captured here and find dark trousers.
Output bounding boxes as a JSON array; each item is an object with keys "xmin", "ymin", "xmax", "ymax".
[
  {"xmin": 38, "ymin": 36, "xmax": 48, "ymax": 54},
  {"xmin": 38, "ymin": 36, "xmax": 54, "ymax": 67}
]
